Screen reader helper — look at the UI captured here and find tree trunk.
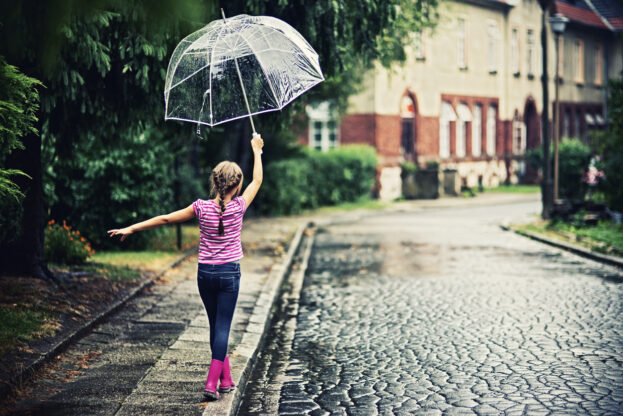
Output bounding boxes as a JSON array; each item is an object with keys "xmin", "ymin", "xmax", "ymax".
[{"xmin": 0, "ymin": 130, "xmax": 56, "ymax": 283}]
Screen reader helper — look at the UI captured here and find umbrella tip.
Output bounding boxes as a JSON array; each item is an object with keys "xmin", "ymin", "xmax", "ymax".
[{"xmin": 221, "ymin": 8, "xmax": 226, "ymax": 20}]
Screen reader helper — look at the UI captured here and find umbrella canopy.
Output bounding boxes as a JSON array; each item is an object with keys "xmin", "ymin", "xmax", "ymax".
[{"xmin": 164, "ymin": 13, "xmax": 324, "ymax": 129}]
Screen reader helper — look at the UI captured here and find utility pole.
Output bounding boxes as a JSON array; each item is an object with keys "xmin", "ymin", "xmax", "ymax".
[{"xmin": 538, "ymin": 0, "xmax": 553, "ymax": 218}]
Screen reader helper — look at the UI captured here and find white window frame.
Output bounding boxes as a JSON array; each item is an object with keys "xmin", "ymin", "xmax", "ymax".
[
  {"xmin": 457, "ymin": 18, "xmax": 468, "ymax": 69},
  {"xmin": 512, "ymin": 117, "xmax": 526, "ymax": 155},
  {"xmin": 456, "ymin": 103, "xmax": 472, "ymax": 157},
  {"xmin": 413, "ymin": 31, "xmax": 426, "ymax": 61},
  {"xmin": 595, "ymin": 43, "xmax": 603, "ymax": 85},
  {"xmin": 575, "ymin": 39, "xmax": 584, "ymax": 84},
  {"xmin": 306, "ymin": 102, "xmax": 339, "ymax": 152},
  {"xmin": 487, "ymin": 20, "xmax": 498, "ymax": 73},
  {"xmin": 527, "ymin": 29, "xmax": 535, "ymax": 77},
  {"xmin": 440, "ymin": 101, "xmax": 456, "ymax": 158},
  {"xmin": 511, "ymin": 27, "xmax": 519, "ymax": 74},
  {"xmin": 472, "ymin": 104, "xmax": 482, "ymax": 157},
  {"xmin": 486, "ymin": 105, "xmax": 497, "ymax": 156}
]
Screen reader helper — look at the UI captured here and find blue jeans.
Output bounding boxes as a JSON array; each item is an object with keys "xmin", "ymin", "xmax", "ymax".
[{"xmin": 197, "ymin": 261, "xmax": 241, "ymax": 361}]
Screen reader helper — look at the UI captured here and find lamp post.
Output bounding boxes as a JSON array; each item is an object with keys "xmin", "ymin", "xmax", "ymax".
[
  {"xmin": 538, "ymin": 0, "xmax": 553, "ymax": 218},
  {"xmin": 550, "ymin": 13, "xmax": 568, "ymax": 202}
]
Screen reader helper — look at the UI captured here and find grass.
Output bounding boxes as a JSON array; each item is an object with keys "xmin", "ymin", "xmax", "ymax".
[
  {"xmin": 91, "ymin": 225, "xmax": 199, "ymax": 271},
  {"xmin": 517, "ymin": 219, "xmax": 623, "ymax": 256},
  {"xmin": 0, "ymin": 306, "xmax": 56, "ymax": 354},
  {"xmin": 145, "ymin": 224, "xmax": 199, "ymax": 251},
  {"xmin": 90, "ymin": 251, "xmax": 185, "ymax": 271},
  {"xmin": 484, "ymin": 184, "xmax": 540, "ymax": 194},
  {"xmin": 0, "ymin": 264, "xmax": 142, "ymax": 356}
]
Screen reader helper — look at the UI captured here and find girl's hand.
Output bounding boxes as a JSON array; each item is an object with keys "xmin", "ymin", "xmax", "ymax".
[
  {"xmin": 251, "ymin": 133, "xmax": 264, "ymax": 154},
  {"xmin": 107, "ymin": 227, "xmax": 133, "ymax": 241}
]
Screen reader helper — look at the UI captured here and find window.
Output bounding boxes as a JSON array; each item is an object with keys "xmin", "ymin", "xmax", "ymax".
[
  {"xmin": 563, "ymin": 109, "xmax": 570, "ymax": 138},
  {"xmin": 440, "ymin": 101, "xmax": 456, "ymax": 158},
  {"xmin": 575, "ymin": 40, "xmax": 584, "ymax": 84},
  {"xmin": 595, "ymin": 44, "xmax": 603, "ymax": 85},
  {"xmin": 401, "ymin": 95, "xmax": 416, "ymax": 155},
  {"xmin": 472, "ymin": 104, "xmax": 482, "ymax": 157},
  {"xmin": 414, "ymin": 32, "xmax": 425, "ymax": 60},
  {"xmin": 574, "ymin": 109, "xmax": 581, "ymax": 138},
  {"xmin": 307, "ymin": 101, "xmax": 339, "ymax": 152},
  {"xmin": 512, "ymin": 112, "xmax": 526, "ymax": 155},
  {"xmin": 486, "ymin": 105, "xmax": 497, "ymax": 156},
  {"xmin": 527, "ymin": 29, "xmax": 535, "ymax": 77},
  {"xmin": 456, "ymin": 103, "xmax": 472, "ymax": 157},
  {"xmin": 311, "ymin": 121, "xmax": 323, "ymax": 150},
  {"xmin": 511, "ymin": 28, "xmax": 519, "ymax": 75},
  {"xmin": 458, "ymin": 18, "xmax": 468, "ymax": 69},
  {"xmin": 488, "ymin": 21, "xmax": 498, "ymax": 73}
]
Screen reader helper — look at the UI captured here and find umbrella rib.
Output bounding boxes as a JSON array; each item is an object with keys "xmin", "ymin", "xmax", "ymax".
[
  {"xmin": 166, "ymin": 61, "xmax": 212, "ymax": 92},
  {"xmin": 236, "ymin": 29, "xmax": 281, "ymax": 108},
  {"xmin": 208, "ymin": 21, "xmax": 228, "ymax": 124}
]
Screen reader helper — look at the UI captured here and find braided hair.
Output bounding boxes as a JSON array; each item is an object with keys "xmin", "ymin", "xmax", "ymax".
[{"xmin": 210, "ymin": 161, "xmax": 244, "ymax": 236}]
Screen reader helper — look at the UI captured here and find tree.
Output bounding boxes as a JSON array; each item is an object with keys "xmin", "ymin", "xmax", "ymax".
[
  {"xmin": 0, "ymin": 0, "xmax": 439, "ymax": 279},
  {"xmin": 0, "ymin": 0, "xmax": 213, "ymax": 278},
  {"xmin": 596, "ymin": 79, "xmax": 623, "ymax": 211},
  {"xmin": 0, "ymin": 56, "xmax": 40, "ymax": 246}
]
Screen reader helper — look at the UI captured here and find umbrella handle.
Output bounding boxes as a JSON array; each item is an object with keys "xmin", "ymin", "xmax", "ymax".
[{"xmin": 252, "ymin": 131, "xmax": 263, "ymax": 155}]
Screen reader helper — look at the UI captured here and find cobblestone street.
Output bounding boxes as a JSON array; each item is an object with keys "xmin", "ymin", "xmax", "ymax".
[{"xmin": 240, "ymin": 201, "xmax": 623, "ymax": 415}]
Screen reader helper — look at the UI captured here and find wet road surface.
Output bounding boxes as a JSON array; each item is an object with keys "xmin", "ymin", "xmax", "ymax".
[{"xmin": 239, "ymin": 201, "xmax": 623, "ymax": 415}]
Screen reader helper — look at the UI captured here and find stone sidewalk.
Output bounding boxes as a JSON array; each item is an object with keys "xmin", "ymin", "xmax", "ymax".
[
  {"xmin": 4, "ymin": 216, "xmax": 304, "ymax": 416},
  {"xmin": 3, "ymin": 192, "xmax": 542, "ymax": 416}
]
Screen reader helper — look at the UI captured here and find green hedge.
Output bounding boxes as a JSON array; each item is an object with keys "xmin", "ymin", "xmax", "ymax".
[
  {"xmin": 524, "ymin": 138, "xmax": 592, "ymax": 201},
  {"xmin": 255, "ymin": 145, "xmax": 377, "ymax": 216}
]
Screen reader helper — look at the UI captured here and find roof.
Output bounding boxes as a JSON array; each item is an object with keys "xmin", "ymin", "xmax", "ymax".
[
  {"xmin": 554, "ymin": 0, "xmax": 623, "ymax": 32},
  {"xmin": 589, "ymin": 0, "xmax": 623, "ymax": 30}
]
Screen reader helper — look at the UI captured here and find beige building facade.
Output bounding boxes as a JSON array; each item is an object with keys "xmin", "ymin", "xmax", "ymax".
[{"xmin": 301, "ymin": 0, "xmax": 623, "ymax": 200}]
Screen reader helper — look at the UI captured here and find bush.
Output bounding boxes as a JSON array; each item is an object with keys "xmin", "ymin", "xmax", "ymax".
[
  {"xmin": 256, "ymin": 145, "xmax": 377, "ymax": 216},
  {"xmin": 595, "ymin": 79, "xmax": 623, "ymax": 211},
  {"xmin": 44, "ymin": 220, "xmax": 94, "ymax": 265},
  {"xmin": 524, "ymin": 138, "xmax": 592, "ymax": 200},
  {"xmin": 47, "ymin": 129, "xmax": 177, "ymax": 250}
]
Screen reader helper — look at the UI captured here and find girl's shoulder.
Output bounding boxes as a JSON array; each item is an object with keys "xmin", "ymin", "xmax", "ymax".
[{"xmin": 233, "ymin": 196, "xmax": 247, "ymax": 214}]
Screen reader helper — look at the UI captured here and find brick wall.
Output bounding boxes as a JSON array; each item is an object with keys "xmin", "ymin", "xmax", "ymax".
[
  {"xmin": 374, "ymin": 114, "xmax": 401, "ymax": 160},
  {"xmin": 417, "ymin": 116, "xmax": 439, "ymax": 162},
  {"xmin": 340, "ymin": 114, "xmax": 376, "ymax": 146}
]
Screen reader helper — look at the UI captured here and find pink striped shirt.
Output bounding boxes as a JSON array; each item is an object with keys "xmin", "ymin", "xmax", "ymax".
[{"xmin": 193, "ymin": 196, "xmax": 247, "ymax": 264}]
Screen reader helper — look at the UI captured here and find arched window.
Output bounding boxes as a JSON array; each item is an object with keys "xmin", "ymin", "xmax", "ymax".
[
  {"xmin": 400, "ymin": 95, "xmax": 416, "ymax": 156},
  {"xmin": 440, "ymin": 101, "xmax": 457, "ymax": 158}
]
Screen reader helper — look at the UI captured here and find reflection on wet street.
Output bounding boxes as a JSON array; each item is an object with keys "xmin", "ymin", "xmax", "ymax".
[{"xmin": 239, "ymin": 202, "xmax": 623, "ymax": 415}]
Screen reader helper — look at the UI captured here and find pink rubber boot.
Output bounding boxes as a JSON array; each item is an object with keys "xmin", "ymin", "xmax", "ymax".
[
  {"xmin": 203, "ymin": 359, "xmax": 223, "ymax": 401},
  {"xmin": 219, "ymin": 356, "xmax": 236, "ymax": 393}
]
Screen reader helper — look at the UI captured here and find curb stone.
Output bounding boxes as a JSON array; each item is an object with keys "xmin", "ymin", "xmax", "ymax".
[
  {"xmin": 204, "ymin": 221, "xmax": 312, "ymax": 416},
  {"xmin": 1, "ymin": 246, "xmax": 196, "ymax": 400},
  {"xmin": 501, "ymin": 224, "xmax": 623, "ymax": 272}
]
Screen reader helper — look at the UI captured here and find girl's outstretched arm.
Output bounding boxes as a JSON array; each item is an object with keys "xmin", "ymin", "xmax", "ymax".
[
  {"xmin": 107, "ymin": 204, "xmax": 195, "ymax": 241},
  {"xmin": 242, "ymin": 133, "xmax": 264, "ymax": 208}
]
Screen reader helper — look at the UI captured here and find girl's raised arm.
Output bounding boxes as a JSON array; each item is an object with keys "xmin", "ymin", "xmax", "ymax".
[
  {"xmin": 108, "ymin": 204, "xmax": 195, "ymax": 241},
  {"xmin": 242, "ymin": 134, "xmax": 264, "ymax": 208}
]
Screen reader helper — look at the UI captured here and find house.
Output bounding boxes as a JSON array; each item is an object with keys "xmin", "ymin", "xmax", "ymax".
[{"xmin": 299, "ymin": 0, "xmax": 623, "ymax": 200}]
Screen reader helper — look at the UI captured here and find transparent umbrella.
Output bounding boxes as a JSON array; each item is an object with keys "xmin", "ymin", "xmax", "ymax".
[{"xmin": 164, "ymin": 11, "xmax": 324, "ymax": 135}]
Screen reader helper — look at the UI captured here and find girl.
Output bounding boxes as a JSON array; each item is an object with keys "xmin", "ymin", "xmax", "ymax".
[{"xmin": 108, "ymin": 134, "xmax": 264, "ymax": 401}]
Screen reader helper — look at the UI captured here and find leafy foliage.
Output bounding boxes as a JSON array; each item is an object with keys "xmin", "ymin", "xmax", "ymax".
[
  {"xmin": 0, "ymin": 56, "xmax": 40, "ymax": 201},
  {"xmin": 525, "ymin": 138, "xmax": 592, "ymax": 201},
  {"xmin": 0, "ymin": 0, "xmax": 439, "ymax": 262},
  {"xmin": 237, "ymin": 0, "xmax": 438, "ymax": 112},
  {"xmin": 44, "ymin": 220, "xmax": 94, "ymax": 265},
  {"xmin": 256, "ymin": 145, "xmax": 377, "ymax": 216},
  {"xmin": 595, "ymin": 79, "xmax": 623, "ymax": 211}
]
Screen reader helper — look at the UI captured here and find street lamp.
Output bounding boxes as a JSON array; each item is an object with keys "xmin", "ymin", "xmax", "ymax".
[
  {"xmin": 538, "ymin": 0, "xmax": 553, "ymax": 218},
  {"xmin": 550, "ymin": 13, "xmax": 568, "ymax": 202}
]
